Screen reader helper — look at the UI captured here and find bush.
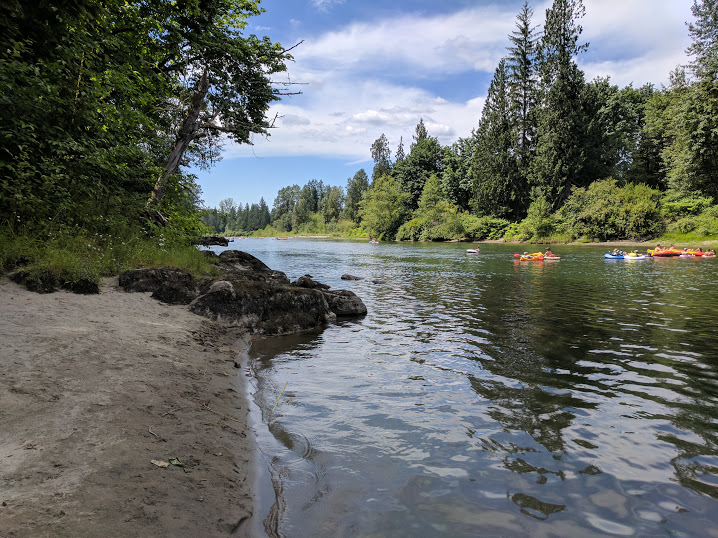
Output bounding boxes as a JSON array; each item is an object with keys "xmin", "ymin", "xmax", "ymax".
[
  {"xmin": 396, "ymin": 218, "xmax": 423, "ymax": 241},
  {"xmin": 558, "ymin": 179, "xmax": 662, "ymax": 240},
  {"xmin": 661, "ymin": 193, "xmax": 714, "ymax": 219},
  {"xmin": 460, "ymin": 214, "xmax": 510, "ymax": 240}
]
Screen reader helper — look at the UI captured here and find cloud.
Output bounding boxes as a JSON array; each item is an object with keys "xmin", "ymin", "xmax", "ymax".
[
  {"xmin": 311, "ymin": 0, "xmax": 345, "ymax": 13},
  {"xmin": 581, "ymin": 0, "xmax": 692, "ymax": 86},
  {"xmin": 223, "ymin": 0, "xmax": 691, "ymax": 163},
  {"xmin": 296, "ymin": 4, "xmax": 520, "ymax": 77}
]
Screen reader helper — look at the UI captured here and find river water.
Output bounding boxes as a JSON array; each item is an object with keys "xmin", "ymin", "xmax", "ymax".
[{"xmin": 215, "ymin": 239, "xmax": 718, "ymax": 537}]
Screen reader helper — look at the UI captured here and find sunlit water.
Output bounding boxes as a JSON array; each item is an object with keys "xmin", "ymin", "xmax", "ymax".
[{"xmin": 213, "ymin": 239, "xmax": 718, "ymax": 536}]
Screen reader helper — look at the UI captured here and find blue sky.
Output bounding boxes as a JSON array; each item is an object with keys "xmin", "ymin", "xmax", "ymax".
[{"xmin": 194, "ymin": 0, "xmax": 694, "ymax": 209}]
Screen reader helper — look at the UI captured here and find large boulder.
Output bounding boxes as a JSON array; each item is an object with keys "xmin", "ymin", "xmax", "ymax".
[
  {"xmin": 322, "ymin": 289, "xmax": 367, "ymax": 317},
  {"xmin": 119, "ymin": 268, "xmax": 195, "ymax": 294},
  {"xmin": 217, "ymin": 250, "xmax": 290, "ymax": 285},
  {"xmin": 189, "ymin": 280, "xmax": 335, "ymax": 335},
  {"xmin": 10, "ymin": 268, "xmax": 99, "ymax": 294},
  {"xmin": 291, "ymin": 275, "xmax": 330, "ymax": 290},
  {"xmin": 191, "ymin": 235, "xmax": 229, "ymax": 246},
  {"xmin": 118, "ymin": 251, "xmax": 367, "ymax": 336}
]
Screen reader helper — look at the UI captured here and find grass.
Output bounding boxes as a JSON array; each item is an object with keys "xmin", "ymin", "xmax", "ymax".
[{"xmin": 1, "ymin": 225, "xmax": 219, "ymax": 291}]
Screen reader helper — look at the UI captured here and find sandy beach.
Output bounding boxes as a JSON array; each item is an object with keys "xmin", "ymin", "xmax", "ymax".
[{"xmin": 0, "ymin": 277, "xmax": 257, "ymax": 537}]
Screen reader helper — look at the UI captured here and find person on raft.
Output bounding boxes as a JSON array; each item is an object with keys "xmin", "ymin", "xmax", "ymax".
[{"xmin": 545, "ymin": 247, "xmax": 555, "ymax": 257}]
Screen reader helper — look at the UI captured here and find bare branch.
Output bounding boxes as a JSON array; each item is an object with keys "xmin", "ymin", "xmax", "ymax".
[{"xmin": 281, "ymin": 40, "xmax": 304, "ymax": 55}]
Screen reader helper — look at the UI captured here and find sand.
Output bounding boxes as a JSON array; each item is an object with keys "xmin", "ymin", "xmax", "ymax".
[{"xmin": 0, "ymin": 277, "xmax": 258, "ymax": 537}]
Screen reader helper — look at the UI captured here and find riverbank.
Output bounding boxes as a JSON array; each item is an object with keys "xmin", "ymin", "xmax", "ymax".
[{"xmin": 0, "ymin": 277, "xmax": 257, "ymax": 537}]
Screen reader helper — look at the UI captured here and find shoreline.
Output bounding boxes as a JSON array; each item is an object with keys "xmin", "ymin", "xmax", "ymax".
[{"xmin": 0, "ymin": 277, "xmax": 262, "ymax": 537}]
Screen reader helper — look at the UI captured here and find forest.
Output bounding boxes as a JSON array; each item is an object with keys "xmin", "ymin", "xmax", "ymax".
[
  {"xmin": 0, "ymin": 0, "xmax": 293, "ymax": 286},
  {"xmin": 1, "ymin": 1, "xmax": 717, "ymax": 291},
  {"xmin": 204, "ymin": 0, "xmax": 718, "ymax": 244}
]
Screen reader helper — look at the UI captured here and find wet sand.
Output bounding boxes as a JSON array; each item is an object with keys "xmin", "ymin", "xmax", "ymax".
[{"xmin": 0, "ymin": 277, "xmax": 258, "ymax": 537}]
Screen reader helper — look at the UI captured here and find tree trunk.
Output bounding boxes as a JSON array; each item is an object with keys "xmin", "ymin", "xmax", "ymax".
[{"xmin": 146, "ymin": 67, "xmax": 210, "ymax": 210}]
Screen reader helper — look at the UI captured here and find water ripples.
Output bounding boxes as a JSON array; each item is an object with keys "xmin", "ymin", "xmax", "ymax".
[{"xmin": 226, "ymin": 240, "xmax": 718, "ymax": 536}]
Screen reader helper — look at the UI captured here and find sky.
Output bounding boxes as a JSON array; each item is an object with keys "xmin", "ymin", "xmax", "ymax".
[{"xmin": 194, "ymin": 0, "xmax": 695, "ymax": 209}]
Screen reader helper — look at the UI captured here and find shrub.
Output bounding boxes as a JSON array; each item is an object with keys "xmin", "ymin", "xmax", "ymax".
[
  {"xmin": 661, "ymin": 193, "xmax": 714, "ymax": 219},
  {"xmin": 558, "ymin": 179, "xmax": 662, "ymax": 240},
  {"xmin": 396, "ymin": 218, "xmax": 423, "ymax": 241},
  {"xmin": 460, "ymin": 214, "xmax": 511, "ymax": 240}
]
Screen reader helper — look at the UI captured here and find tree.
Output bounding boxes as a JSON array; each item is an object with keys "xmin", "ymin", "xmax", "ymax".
[
  {"xmin": 507, "ymin": 1, "xmax": 539, "ymax": 177},
  {"xmin": 293, "ymin": 183, "xmax": 317, "ymax": 228},
  {"xmin": 530, "ymin": 0, "xmax": 589, "ymax": 207},
  {"xmin": 258, "ymin": 197, "xmax": 271, "ymax": 229},
  {"xmin": 319, "ymin": 185, "xmax": 344, "ymax": 223},
  {"xmin": 343, "ymin": 169, "xmax": 370, "ymax": 224},
  {"xmin": 441, "ymin": 136, "xmax": 477, "ymax": 211},
  {"xmin": 359, "ymin": 174, "xmax": 411, "ymax": 240},
  {"xmin": 272, "ymin": 185, "xmax": 300, "ymax": 219},
  {"xmin": 687, "ymin": 0, "xmax": 718, "ymax": 79},
  {"xmin": 412, "ymin": 118, "xmax": 429, "ymax": 146},
  {"xmin": 660, "ymin": 0, "xmax": 718, "ymax": 198},
  {"xmin": 0, "ymin": 1, "xmax": 170, "ymax": 228},
  {"xmin": 394, "ymin": 119, "xmax": 443, "ymax": 209},
  {"xmin": 395, "ymin": 137, "xmax": 406, "ymax": 162},
  {"xmin": 247, "ymin": 202, "xmax": 261, "ymax": 231},
  {"xmin": 145, "ymin": 0, "xmax": 295, "ymax": 211},
  {"xmin": 0, "ymin": 0, "xmax": 294, "ymax": 233},
  {"xmin": 470, "ymin": 60, "xmax": 525, "ymax": 219},
  {"xmin": 370, "ymin": 134, "xmax": 392, "ymax": 181},
  {"xmin": 628, "ymin": 84, "xmax": 665, "ymax": 188}
]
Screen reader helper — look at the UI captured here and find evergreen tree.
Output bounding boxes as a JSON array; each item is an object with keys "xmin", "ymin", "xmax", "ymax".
[
  {"xmin": 238, "ymin": 203, "xmax": 250, "ymax": 231},
  {"xmin": 247, "ymin": 203, "xmax": 261, "ymax": 231},
  {"xmin": 394, "ymin": 119, "xmax": 443, "ymax": 210},
  {"xmin": 412, "ymin": 118, "xmax": 429, "ymax": 147},
  {"xmin": 688, "ymin": 0, "xmax": 718, "ymax": 79},
  {"xmin": 666, "ymin": 0, "xmax": 718, "ymax": 197},
  {"xmin": 395, "ymin": 137, "xmax": 406, "ymax": 162},
  {"xmin": 530, "ymin": 0, "xmax": 589, "ymax": 207},
  {"xmin": 441, "ymin": 136, "xmax": 477, "ymax": 211},
  {"xmin": 370, "ymin": 134, "xmax": 392, "ymax": 181},
  {"xmin": 258, "ymin": 197, "xmax": 271, "ymax": 228},
  {"xmin": 343, "ymin": 169, "xmax": 370, "ymax": 224},
  {"xmin": 507, "ymin": 1, "xmax": 539, "ymax": 177},
  {"xmin": 470, "ymin": 60, "xmax": 525, "ymax": 219}
]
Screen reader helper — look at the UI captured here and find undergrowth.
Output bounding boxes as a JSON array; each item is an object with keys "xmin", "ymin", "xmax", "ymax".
[{"xmin": 1, "ymin": 224, "xmax": 218, "ymax": 291}]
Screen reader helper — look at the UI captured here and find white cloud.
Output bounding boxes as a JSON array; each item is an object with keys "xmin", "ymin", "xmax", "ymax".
[
  {"xmin": 311, "ymin": 0, "xmax": 345, "ymax": 13},
  {"xmin": 224, "ymin": 0, "xmax": 692, "ymax": 163},
  {"xmin": 296, "ymin": 4, "xmax": 520, "ymax": 77},
  {"xmin": 581, "ymin": 0, "xmax": 692, "ymax": 86}
]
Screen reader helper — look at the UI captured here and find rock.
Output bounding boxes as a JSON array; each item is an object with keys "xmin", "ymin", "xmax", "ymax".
[
  {"xmin": 341, "ymin": 274, "xmax": 362, "ymax": 281},
  {"xmin": 151, "ymin": 280, "xmax": 198, "ymax": 305},
  {"xmin": 201, "ymin": 250, "xmax": 219, "ymax": 259},
  {"xmin": 9, "ymin": 268, "xmax": 100, "ymax": 294},
  {"xmin": 217, "ymin": 250, "xmax": 289, "ymax": 285},
  {"xmin": 190, "ymin": 280, "xmax": 335, "ymax": 335},
  {"xmin": 61, "ymin": 275, "xmax": 100, "ymax": 295},
  {"xmin": 191, "ymin": 235, "xmax": 229, "ymax": 246},
  {"xmin": 291, "ymin": 275, "xmax": 330, "ymax": 290},
  {"xmin": 117, "ymin": 250, "xmax": 366, "ymax": 337},
  {"xmin": 321, "ymin": 289, "xmax": 367, "ymax": 317},
  {"xmin": 119, "ymin": 268, "xmax": 195, "ymax": 294},
  {"xmin": 10, "ymin": 269, "xmax": 58, "ymax": 293}
]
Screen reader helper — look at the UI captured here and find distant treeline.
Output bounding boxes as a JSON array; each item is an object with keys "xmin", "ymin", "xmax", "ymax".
[{"xmin": 204, "ymin": 0, "xmax": 718, "ymax": 243}]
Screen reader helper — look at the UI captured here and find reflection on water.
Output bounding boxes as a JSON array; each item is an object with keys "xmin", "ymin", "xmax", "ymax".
[{"xmin": 219, "ymin": 240, "xmax": 718, "ymax": 536}]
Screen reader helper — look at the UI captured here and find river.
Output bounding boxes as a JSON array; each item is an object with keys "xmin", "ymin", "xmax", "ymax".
[{"xmin": 214, "ymin": 238, "xmax": 718, "ymax": 537}]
